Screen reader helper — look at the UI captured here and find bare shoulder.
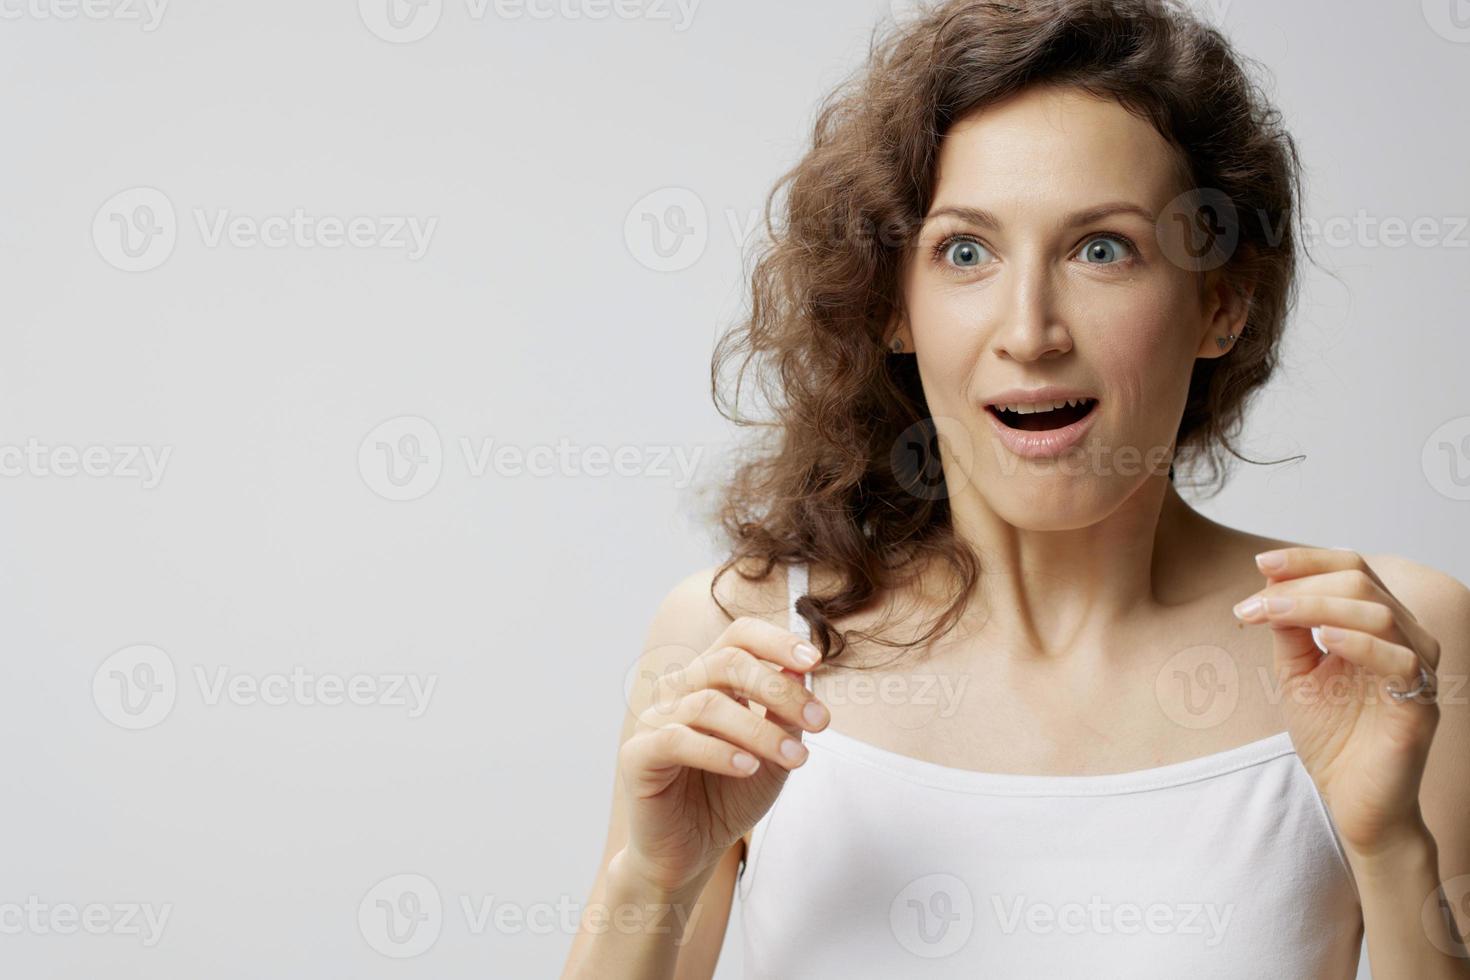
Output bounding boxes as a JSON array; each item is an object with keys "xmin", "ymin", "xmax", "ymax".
[
  {"xmin": 640, "ymin": 558, "xmax": 794, "ymax": 861},
  {"xmin": 639, "ymin": 557, "xmax": 794, "ymax": 675},
  {"xmin": 1228, "ymin": 532, "xmax": 1470, "ymax": 629},
  {"xmin": 1361, "ymin": 551, "xmax": 1470, "ymax": 603},
  {"xmin": 1361, "ymin": 552, "xmax": 1470, "ymax": 655}
]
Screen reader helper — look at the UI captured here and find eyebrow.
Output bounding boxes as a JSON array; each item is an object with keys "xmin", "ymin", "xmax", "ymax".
[{"xmin": 924, "ymin": 201, "xmax": 1158, "ymax": 232}]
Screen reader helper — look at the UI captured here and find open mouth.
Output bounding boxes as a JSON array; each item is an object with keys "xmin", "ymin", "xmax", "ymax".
[{"xmin": 986, "ymin": 397, "xmax": 1098, "ymax": 432}]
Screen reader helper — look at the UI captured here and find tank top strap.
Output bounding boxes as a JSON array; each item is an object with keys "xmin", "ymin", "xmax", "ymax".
[{"xmin": 786, "ymin": 561, "xmax": 814, "ymax": 693}]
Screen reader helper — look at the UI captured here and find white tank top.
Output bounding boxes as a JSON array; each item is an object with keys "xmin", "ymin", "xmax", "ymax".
[{"xmin": 736, "ymin": 561, "xmax": 1364, "ymax": 978}]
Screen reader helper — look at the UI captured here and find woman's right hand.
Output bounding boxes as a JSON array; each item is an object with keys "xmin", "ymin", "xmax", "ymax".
[{"xmin": 613, "ymin": 616, "xmax": 830, "ymax": 897}]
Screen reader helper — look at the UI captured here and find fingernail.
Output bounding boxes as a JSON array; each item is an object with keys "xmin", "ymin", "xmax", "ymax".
[
  {"xmin": 1319, "ymin": 626, "xmax": 1347, "ymax": 644},
  {"xmin": 803, "ymin": 700, "xmax": 828, "ymax": 728},
  {"xmin": 793, "ymin": 642, "xmax": 819, "ymax": 667},
  {"xmin": 1255, "ymin": 550, "xmax": 1287, "ymax": 572},
  {"xmin": 1264, "ymin": 596, "xmax": 1294, "ymax": 614},
  {"xmin": 1233, "ymin": 596, "xmax": 1263, "ymax": 618},
  {"xmin": 780, "ymin": 738, "xmax": 806, "ymax": 762},
  {"xmin": 732, "ymin": 752, "xmax": 759, "ymax": 773}
]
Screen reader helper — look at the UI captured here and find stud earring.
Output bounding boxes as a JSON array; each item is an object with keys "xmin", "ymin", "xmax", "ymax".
[
  {"xmin": 889, "ymin": 337, "xmax": 905, "ymax": 353},
  {"xmin": 1216, "ymin": 332, "xmax": 1236, "ymax": 351}
]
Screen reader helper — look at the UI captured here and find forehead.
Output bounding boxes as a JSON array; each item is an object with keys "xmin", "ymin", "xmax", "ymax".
[{"xmin": 932, "ymin": 84, "xmax": 1183, "ymax": 212}]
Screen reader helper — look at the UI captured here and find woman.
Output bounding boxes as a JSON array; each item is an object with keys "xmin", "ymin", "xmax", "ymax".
[{"xmin": 564, "ymin": 1, "xmax": 1469, "ymax": 976}]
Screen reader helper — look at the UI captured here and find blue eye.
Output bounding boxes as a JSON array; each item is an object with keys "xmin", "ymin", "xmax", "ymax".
[
  {"xmin": 939, "ymin": 236, "xmax": 989, "ymax": 268},
  {"xmin": 1078, "ymin": 235, "xmax": 1133, "ymax": 264}
]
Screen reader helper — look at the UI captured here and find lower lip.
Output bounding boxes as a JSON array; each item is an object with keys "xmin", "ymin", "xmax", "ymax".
[{"xmin": 985, "ymin": 402, "xmax": 1099, "ymax": 459}]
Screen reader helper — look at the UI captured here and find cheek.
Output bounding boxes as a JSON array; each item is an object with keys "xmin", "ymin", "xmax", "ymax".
[
  {"xmin": 1084, "ymin": 288, "xmax": 1197, "ymax": 417},
  {"xmin": 905, "ymin": 284, "xmax": 981, "ymax": 392}
]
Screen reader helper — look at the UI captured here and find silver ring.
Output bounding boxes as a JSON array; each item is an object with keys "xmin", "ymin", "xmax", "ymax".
[{"xmin": 1386, "ymin": 665, "xmax": 1437, "ymax": 704}]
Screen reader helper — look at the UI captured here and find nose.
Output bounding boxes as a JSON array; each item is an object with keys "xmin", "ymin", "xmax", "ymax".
[{"xmin": 989, "ymin": 260, "xmax": 1073, "ymax": 362}]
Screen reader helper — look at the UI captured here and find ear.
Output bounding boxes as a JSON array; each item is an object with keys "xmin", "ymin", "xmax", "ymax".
[
  {"xmin": 883, "ymin": 307, "xmax": 910, "ymax": 352},
  {"xmin": 1194, "ymin": 268, "xmax": 1255, "ymax": 359}
]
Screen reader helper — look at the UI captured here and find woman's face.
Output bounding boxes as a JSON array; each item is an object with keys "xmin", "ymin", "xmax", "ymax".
[{"xmin": 898, "ymin": 83, "xmax": 1247, "ymax": 527}]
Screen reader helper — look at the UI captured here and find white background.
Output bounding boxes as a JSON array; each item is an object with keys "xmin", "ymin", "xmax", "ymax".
[{"xmin": 1, "ymin": 0, "xmax": 1467, "ymax": 976}]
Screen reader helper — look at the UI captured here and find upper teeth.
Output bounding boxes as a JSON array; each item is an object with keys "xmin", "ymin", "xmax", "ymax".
[{"xmin": 997, "ymin": 398, "xmax": 1091, "ymax": 414}]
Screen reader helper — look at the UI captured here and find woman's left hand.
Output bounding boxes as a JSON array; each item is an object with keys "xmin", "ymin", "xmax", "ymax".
[{"xmin": 1234, "ymin": 546, "xmax": 1442, "ymax": 860}]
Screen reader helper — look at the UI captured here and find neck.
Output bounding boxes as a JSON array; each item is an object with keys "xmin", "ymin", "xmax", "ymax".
[{"xmin": 933, "ymin": 475, "xmax": 1212, "ymax": 660}]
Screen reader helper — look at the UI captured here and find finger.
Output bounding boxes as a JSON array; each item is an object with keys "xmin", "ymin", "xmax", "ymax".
[
  {"xmin": 655, "ymin": 644, "xmax": 829, "ymax": 733},
  {"xmin": 1311, "ymin": 627, "xmax": 1431, "ymax": 692},
  {"xmin": 1254, "ymin": 547, "xmax": 1406, "ymax": 608},
  {"xmin": 1243, "ymin": 567, "xmax": 1442, "ymax": 669},
  {"xmin": 1234, "ymin": 590, "xmax": 1442, "ymax": 675},
  {"xmin": 619, "ymin": 722, "xmax": 762, "ymax": 795},
  {"xmin": 714, "ymin": 615, "xmax": 824, "ymax": 674},
  {"xmin": 1236, "ymin": 592, "xmax": 1402, "ymax": 640},
  {"xmin": 654, "ymin": 688, "xmax": 809, "ymax": 770}
]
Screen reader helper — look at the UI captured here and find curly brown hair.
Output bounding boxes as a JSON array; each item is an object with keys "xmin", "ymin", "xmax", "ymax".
[{"xmin": 702, "ymin": 0, "xmax": 1312, "ymax": 666}]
